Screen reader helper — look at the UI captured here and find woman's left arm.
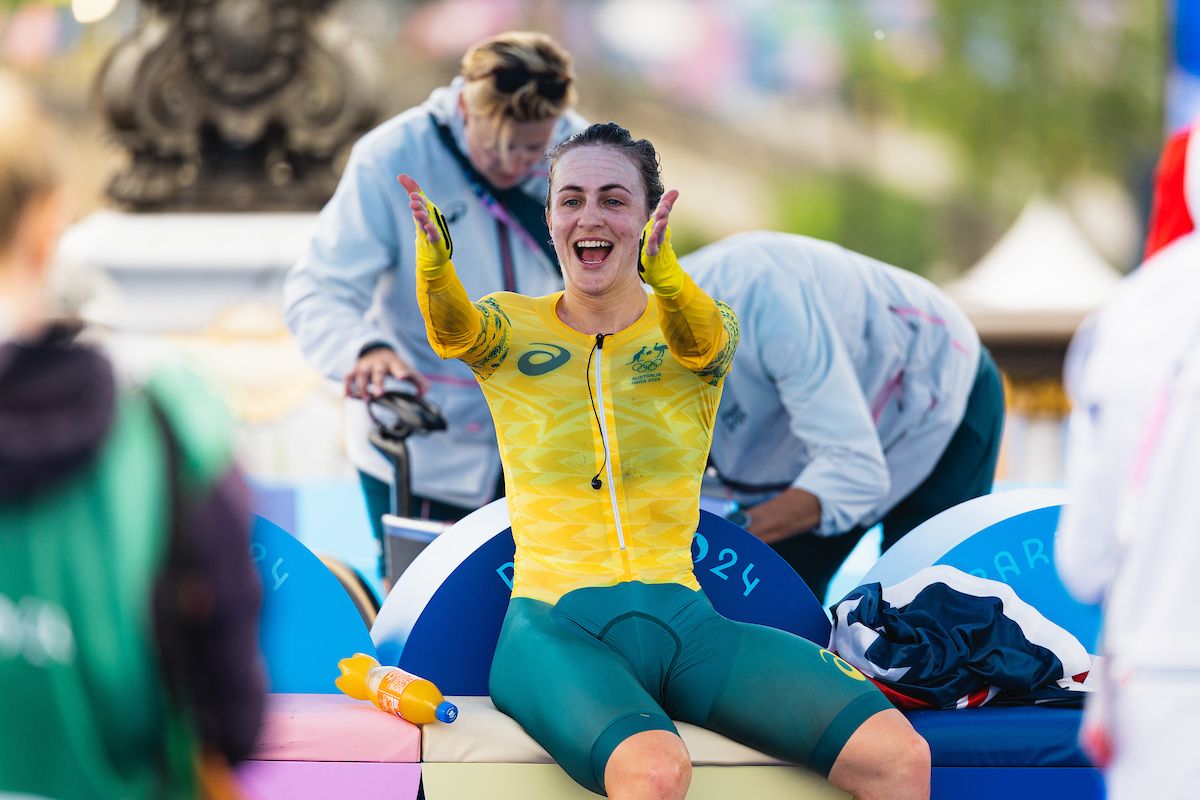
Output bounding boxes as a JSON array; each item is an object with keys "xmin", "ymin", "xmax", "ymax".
[{"xmin": 639, "ymin": 192, "xmax": 739, "ymax": 382}]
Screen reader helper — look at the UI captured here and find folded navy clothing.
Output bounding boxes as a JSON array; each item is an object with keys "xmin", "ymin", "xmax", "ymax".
[{"xmin": 831, "ymin": 565, "xmax": 1092, "ymax": 709}]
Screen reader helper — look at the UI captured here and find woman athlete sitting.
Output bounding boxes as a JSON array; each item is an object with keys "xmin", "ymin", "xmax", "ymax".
[{"xmin": 399, "ymin": 122, "xmax": 929, "ymax": 800}]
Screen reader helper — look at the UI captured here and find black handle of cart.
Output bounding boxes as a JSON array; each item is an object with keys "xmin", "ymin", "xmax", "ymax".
[{"xmin": 367, "ymin": 391, "xmax": 448, "ymax": 583}]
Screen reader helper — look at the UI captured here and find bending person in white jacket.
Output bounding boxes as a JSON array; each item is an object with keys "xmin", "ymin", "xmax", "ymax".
[
  {"xmin": 1055, "ymin": 121, "xmax": 1200, "ymax": 800},
  {"xmin": 284, "ymin": 33, "xmax": 585, "ymax": 577},
  {"xmin": 685, "ymin": 232, "xmax": 1004, "ymax": 603}
]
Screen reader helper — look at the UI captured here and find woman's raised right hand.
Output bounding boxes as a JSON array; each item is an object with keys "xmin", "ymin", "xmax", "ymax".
[{"xmin": 398, "ymin": 174, "xmax": 454, "ymax": 270}]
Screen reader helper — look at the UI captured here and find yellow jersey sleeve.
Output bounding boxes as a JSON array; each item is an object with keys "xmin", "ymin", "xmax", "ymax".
[
  {"xmin": 415, "ymin": 260, "xmax": 511, "ymax": 381},
  {"xmin": 654, "ymin": 273, "xmax": 740, "ymax": 386}
]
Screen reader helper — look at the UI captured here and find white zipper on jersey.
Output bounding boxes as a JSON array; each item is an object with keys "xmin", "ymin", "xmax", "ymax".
[{"xmin": 593, "ymin": 335, "xmax": 626, "ymax": 551}]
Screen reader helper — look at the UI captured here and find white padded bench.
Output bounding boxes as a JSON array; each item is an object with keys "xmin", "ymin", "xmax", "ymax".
[{"xmin": 420, "ymin": 695, "xmax": 849, "ymax": 799}]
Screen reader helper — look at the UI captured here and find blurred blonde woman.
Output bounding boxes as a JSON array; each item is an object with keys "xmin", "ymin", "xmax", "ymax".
[
  {"xmin": 285, "ymin": 32, "xmax": 586, "ymax": 578},
  {"xmin": 0, "ymin": 70, "xmax": 264, "ymax": 798}
]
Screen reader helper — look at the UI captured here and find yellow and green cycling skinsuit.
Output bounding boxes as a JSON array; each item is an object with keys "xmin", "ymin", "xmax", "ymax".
[
  {"xmin": 415, "ymin": 211, "xmax": 891, "ymax": 795},
  {"xmin": 419, "ymin": 261, "xmax": 734, "ymax": 604}
]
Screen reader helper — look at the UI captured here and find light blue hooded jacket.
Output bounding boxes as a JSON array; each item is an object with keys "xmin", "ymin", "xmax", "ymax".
[{"xmin": 284, "ymin": 79, "xmax": 585, "ymax": 507}]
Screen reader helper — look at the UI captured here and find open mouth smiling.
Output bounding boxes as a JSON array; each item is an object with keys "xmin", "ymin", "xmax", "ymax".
[{"xmin": 574, "ymin": 239, "xmax": 614, "ymax": 265}]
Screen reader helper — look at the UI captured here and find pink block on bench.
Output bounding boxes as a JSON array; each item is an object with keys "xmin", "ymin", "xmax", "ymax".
[
  {"xmin": 253, "ymin": 693, "xmax": 421, "ymax": 762},
  {"xmin": 238, "ymin": 760, "xmax": 420, "ymax": 799}
]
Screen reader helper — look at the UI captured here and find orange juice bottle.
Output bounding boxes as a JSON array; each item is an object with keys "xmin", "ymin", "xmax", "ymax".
[{"xmin": 336, "ymin": 653, "xmax": 458, "ymax": 724}]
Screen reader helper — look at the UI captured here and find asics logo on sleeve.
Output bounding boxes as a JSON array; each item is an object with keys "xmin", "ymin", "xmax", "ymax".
[{"xmin": 518, "ymin": 343, "xmax": 571, "ymax": 376}]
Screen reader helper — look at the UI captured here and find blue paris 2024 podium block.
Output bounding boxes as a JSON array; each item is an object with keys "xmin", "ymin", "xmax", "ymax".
[
  {"xmin": 371, "ymin": 499, "xmax": 832, "ymax": 695},
  {"xmin": 370, "ymin": 490, "xmax": 1104, "ymax": 800},
  {"xmin": 251, "ymin": 515, "xmax": 377, "ymax": 693},
  {"xmin": 860, "ymin": 487, "xmax": 1101, "ymax": 653}
]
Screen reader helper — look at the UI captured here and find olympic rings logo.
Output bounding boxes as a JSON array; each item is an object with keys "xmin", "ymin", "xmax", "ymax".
[
  {"xmin": 631, "ymin": 358, "xmax": 663, "ymax": 373},
  {"xmin": 628, "ymin": 343, "xmax": 668, "ymax": 374}
]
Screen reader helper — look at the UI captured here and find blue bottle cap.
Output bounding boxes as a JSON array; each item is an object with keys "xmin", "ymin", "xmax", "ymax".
[{"xmin": 435, "ymin": 700, "xmax": 458, "ymax": 723}]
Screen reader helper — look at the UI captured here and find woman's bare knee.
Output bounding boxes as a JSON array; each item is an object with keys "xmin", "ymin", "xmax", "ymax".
[
  {"xmin": 893, "ymin": 729, "xmax": 931, "ymax": 790},
  {"xmin": 604, "ymin": 730, "xmax": 691, "ymax": 800},
  {"xmin": 827, "ymin": 709, "xmax": 930, "ymax": 800}
]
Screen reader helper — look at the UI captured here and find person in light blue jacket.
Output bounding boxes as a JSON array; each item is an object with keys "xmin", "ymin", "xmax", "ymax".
[
  {"xmin": 284, "ymin": 32, "xmax": 586, "ymax": 573},
  {"xmin": 685, "ymin": 232, "xmax": 1004, "ymax": 603}
]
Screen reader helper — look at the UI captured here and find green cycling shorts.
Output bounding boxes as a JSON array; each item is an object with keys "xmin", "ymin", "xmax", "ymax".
[{"xmin": 489, "ymin": 580, "xmax": 892, "ymax": 795}]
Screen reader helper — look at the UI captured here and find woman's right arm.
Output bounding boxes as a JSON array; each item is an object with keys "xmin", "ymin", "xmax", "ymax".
[{"xmin": 400, "ymin": 175, "xmax": 509, "ymax": 373}]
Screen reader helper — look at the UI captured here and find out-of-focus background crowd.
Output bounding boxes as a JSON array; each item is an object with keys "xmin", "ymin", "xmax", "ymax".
[{"xmin": 7, "ymin": 0, "xmax": 1178, "ymax": 265}]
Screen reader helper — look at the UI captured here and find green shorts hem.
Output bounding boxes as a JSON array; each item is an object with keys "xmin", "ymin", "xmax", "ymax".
[
  {"xmin": 809, "ymin": 691, "xmax": 895, "ymax": 776},
  {"xmin": 589, "ymin": 711, "xmax": 679, "ymax": 795}
]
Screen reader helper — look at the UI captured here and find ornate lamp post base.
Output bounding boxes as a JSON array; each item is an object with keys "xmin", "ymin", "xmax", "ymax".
[{"xmin": 98, "ymin": 0, "xmax": 378, "ymax": 211}]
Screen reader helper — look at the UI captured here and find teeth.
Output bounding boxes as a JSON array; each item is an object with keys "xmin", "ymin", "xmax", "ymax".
[{"xmin": 576, "ymin": 240, "xmax": 612, "ymax": 248}]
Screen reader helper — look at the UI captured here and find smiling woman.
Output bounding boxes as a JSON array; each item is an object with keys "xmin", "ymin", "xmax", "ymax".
[
  {"xmin": 540, "ymin": 123, "xmax": 676, "ymax": 336},
  {"xmin": 546, "ymin": 122, "xmax": 666, "ymax": 214},
  {"xmin": 398, "ymin": 122, "xmax": 928, "ymax": 800},
  {"xmin": 549, "ymin": 151, "xmax": 656, "ymax": 329}
]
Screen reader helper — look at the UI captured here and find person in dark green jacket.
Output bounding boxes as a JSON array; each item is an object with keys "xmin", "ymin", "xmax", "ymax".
[{"xmin": 0, "ymin": 70, "xmax": 265, "ymax": 799}]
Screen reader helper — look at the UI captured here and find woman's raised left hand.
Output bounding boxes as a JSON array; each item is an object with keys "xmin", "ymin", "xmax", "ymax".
[
  {"xmin": 642, "ymin": 189, "xmax": 679, "ymax": 258},
  {"xmin": 638, "ymin": 190, "xmax": 684, "ymax": 295}
]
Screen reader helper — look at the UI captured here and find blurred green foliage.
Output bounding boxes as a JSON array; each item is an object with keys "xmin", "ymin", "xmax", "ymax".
[
  {"xmin": 771, "ymin": 0, "xmax": 1164, "ymax": 274},
  {"xmin": 2, "ymin": 0, "xmax": 68, "ymax": 9},
  {"xmin": 773, "ymin": 173, "xmax": 937, "ymax": 272},
  {"xmin": 1, "ymin": 0, "xmax": 1166, "ymax": 277},
  {"xmin": 893, "ymin": 0, "xmax": 1162, "ymax": 190}
]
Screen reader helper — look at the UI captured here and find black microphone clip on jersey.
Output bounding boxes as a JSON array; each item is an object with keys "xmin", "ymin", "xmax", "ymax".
[{"xmin": 587, "ymin": 333, "xmax": 608, "ymax": 491}]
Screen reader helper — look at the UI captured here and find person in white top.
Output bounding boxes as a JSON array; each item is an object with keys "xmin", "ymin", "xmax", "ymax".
[
  {"xmin": 1056, "ymin": 120, "xmax": 1200, "ymax": 800},
  {"xmin": 684, "ymin": 232, "xmax": 1004, "ymax": 603}
]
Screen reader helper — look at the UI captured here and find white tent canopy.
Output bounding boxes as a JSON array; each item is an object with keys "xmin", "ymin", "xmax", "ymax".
[{"xmin": 946, "ymin": 197, "xmax": 1123, "ymax": 338}]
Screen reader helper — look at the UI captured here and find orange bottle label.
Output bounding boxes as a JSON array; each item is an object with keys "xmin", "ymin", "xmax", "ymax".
[{"xmin": 376, "ymin": 670, "xmax": 417, "ymax": 716}]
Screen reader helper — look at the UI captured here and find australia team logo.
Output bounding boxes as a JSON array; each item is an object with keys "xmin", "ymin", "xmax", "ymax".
[
  {"xmin": 628, "ymin": 342, "xmax": 667, "ymax": 384},
  {"xmin": 518, "ymin": 343, "xmax": 571, "ymax": 376}
]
